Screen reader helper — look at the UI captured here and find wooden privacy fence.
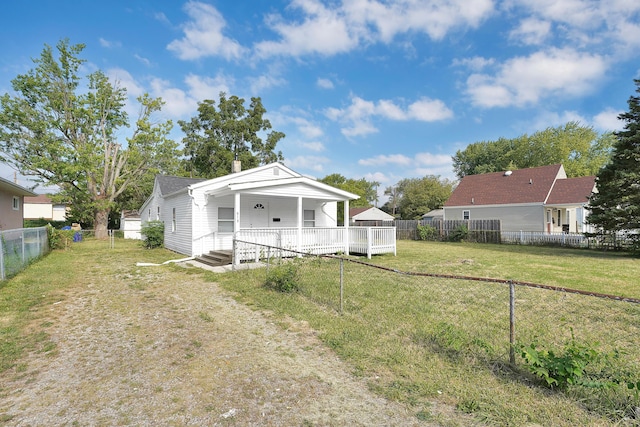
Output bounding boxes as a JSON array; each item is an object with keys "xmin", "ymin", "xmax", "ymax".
[{"xmin": 363, "ymin": 219, "xmax": 502, "ymax": 242}]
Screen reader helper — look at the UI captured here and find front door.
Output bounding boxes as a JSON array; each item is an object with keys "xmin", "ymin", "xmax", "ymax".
[{"xmin": 249, "ymin": 202, "xmax": 268, "ymax": 228}]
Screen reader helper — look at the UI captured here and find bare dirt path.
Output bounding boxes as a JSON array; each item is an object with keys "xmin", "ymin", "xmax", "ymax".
[{"xmin": 1, "ymin": 256, "xmax": 427, "ymax": 426}]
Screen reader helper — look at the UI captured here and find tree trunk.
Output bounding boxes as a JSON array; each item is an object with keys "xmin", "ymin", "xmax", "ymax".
[{"xmin": 94, "ymin": 209, "xmax": 110, "ymax": 239}]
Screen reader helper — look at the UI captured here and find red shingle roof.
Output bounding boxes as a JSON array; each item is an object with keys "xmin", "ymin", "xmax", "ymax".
[
  {"xmin": 444, "ymin": 164, "xmax": 565, "ymax": 207},
  {"xmin": 546, "ymin": 176, "xmax": 595, "ymax": 205},
  {"xmin": 349, "ymin": 207, "xmax": 371, "ymax": 216}
]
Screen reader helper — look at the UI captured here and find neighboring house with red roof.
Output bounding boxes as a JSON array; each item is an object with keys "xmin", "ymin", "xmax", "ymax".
[
  {"xmin": 0, "ymin": 176, "xmax": 36, "ymax": 230},
  {"xmin": 23, "ymin": 194, "xmax": 68, "ymax": 222},
  {"xmin": 443, "ymin": 164, "xmax": 596, "ymax": 233},
  {"xmin": 349, "ymin": 206, "xmax": 395, "ymax": 223}
]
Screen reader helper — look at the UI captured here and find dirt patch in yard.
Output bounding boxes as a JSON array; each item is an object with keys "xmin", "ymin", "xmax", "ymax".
[{"xmin": 0, "ymin": 258, "xmax": 430, "ymax": 426}]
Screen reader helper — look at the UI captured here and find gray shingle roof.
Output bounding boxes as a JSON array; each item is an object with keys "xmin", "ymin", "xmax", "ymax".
[{"xmin": 156, "ymin": 175, "xmax": 206, "ymax": 196}]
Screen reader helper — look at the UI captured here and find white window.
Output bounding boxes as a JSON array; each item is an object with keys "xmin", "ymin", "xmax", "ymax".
[
  {"xmin": 157, "ymin": 206, "xmax": 160, "ymax": 220},
  {"xmin": 218, "ymin": 207, "xmax": 234, "ymax": 232},
  {"xmin": 463, "ymin": 210, "xmax": 470, "ymax": 220},
  {"xmin": 304, "ymin": 209, "xmax": 315, "ymax": 227},
  {"xmin": 12, "ymin": 196, "xmax": 20, "ymax": 211},
  {"xmin": 557, "ymin": 210, "xmax": 561, "ymax": 225},
  {"xmin": 172, "ymin": 208, "xmax": 176, "ymax": 232}
]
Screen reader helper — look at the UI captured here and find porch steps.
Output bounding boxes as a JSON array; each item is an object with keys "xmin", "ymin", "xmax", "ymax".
[{"xmin": 195, "ymin": 250, "xmax": 233, "ymax": 267}]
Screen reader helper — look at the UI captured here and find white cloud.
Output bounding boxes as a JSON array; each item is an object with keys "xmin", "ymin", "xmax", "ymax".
[
  {"xmin": 255, "ymin": 0, "xmax": 358, "ymax": 58},
  {"xmin": 408, "ymin": 98, "xmax": 454, "ymax": 121},
  {"xmin": 327, "ymin": 95, "xmax": 453, "ymax": 136},
  {"xmin": 167, "ymin": 1, "xmax": 246, "ymax": 60},
  {"xmin": 317, "ymin": 78, "xmax": 334, "ymax": 89},
  {"xmin": 359, "ymin": 154, "xmax": 413, "ymax": 167},
  {"xmin": 593, "ymin": 108, "xmax": 623, "ymax": 131},
  {"xmin": 106, "ymin": 68, "xmax": 145, "ymax": 97},
  {"xmin": 255, "ymin": 0, "xmax": 495, "ymax": 59},
  {"xmin": 285, "ymin": 155, "xmax": 330, "ymax": 172},
  {"xmin": 249, "ymin": 74, "xmax": 287, "ymax": 94},
  {"xmin": 134, "ymin": 54, "xmax": 152, "ymax": 67},
  {"xmin": 184, "ymin": 73, "xmax": 233, "ymax": 101},
  {"xmin": 344, "ymin": 0, "xmax": 495, "ymax": 42},
  {"xmin": 509, "ymin": 18, "xmax": 551, "ymax": 45},
  {"xmin": 300, "ymin": 141, "xmax": 325, "ymax": 152},
  {"xmin": 99, "ymin": 38, "xmax": 120, "ymax": 48},
  {"xmin": 452, "ymin": 56, "xmax": 495, "ymax": 71},
  {"xmin": 415, "ymin": 152, "xmax": 452, "ymax": 166},
  {"xmin": 364, "ymin": 171, "xmax": 390, "ymax": 184},
  {"xmin": 149, "ymin": 78, "xmax": 196, "ymax": 117},
  {"xmin": 467, "ymin": 48, "xmax": 607, "ymax": 108}
]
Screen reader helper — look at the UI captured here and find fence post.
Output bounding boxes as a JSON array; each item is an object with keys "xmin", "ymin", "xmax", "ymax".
[
  {"xmin": 340, "ymin": 258, "xmax": 344, "ymax": 315},
  {"xmin": 232, "ymin": 238, "xmax": 237, "ymax": 271},
  {"xmin": 509, "ymin": 280, "xmax": 516, "ymax": 365}
]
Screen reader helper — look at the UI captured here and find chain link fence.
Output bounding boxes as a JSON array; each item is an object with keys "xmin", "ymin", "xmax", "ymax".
[
  {"xmin": 233, "ymin": 238, "xmax": 640, "ymax": 417},
  {"xmin": 0, "ymin": 227, "xmax": 49, "ymax": 280}
]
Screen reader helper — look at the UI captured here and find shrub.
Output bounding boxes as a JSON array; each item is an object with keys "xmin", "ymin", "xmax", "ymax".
[
  {"xmin": 141, "ymin": 220, "xmax": 164, "ymax": 249},
  {"xmin": 518, "ymin": 331, "xmax": 600, "ymax": 389},
  {"xmin": 46, "ymin": 225, "xmax": 75, "ymax": 250},
  {"xmin": 417, "ymin": 224, "xmax": 437, "ymax": 241},
  {"xmin": 264, "ymin": 262, "xmax": 300, "ymax": 293},
  {"xmin": 448, "ymin": 224, "xmax": 469, "ymax": 242}
]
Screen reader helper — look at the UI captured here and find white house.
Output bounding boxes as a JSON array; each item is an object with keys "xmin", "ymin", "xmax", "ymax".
[
  {"xmin": 0, "ymin": 176, "xmax": 36, "ymax": 230},
  {"xmin": 140, "ymin": 162, "xmax": 396, "ymax": 262},
  {"xmin": 443, "ymin": 164, "xmax": 596, "ymax": 233}
]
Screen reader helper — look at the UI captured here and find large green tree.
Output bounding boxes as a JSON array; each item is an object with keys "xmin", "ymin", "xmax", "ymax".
[
  {"xmin": 0, "ymin": 40, "xmax": 177, "ymax": 238},
  {"xmin": 587, "ymin": 79, "xmax": 640, "ymax": 250},
  {"xmin": 452, "ymin": 122, "xmax": 614, "ymax": 179},
  {"xmin": 179, "ymin": 93, "xmax": 284, "ymax": 178},
  {"xmin": 394, "ymin": 175, "xmax": 455, "ymax": 220}
]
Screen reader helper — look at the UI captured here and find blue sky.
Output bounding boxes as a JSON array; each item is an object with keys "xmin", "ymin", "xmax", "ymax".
[{"xmin": 1, "ymin": 0, "xmax": 639, "ymax": 200}]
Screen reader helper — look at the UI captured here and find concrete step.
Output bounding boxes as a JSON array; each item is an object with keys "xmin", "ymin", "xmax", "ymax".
[{"xmin": 195, "ymin": 250, "xmax": 232, "ymax": 267}]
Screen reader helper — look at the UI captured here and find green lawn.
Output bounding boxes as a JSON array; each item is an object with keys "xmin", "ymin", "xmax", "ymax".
[
  {"xmin": 215, "ymin": 240, "xmax": 640, "ymax": 426},
  {"xmin": 3, "ymin": 239, "xmax": 638, "ymax": 426}
]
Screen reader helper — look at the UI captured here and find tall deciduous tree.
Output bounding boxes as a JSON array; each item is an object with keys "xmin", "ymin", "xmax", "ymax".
[
  {"xmin": 0, "ymin": 40, "xmax": 177, "ymax": 238},
  {"xmin": 179, "ymin": 93, "xmax": 284, "ymax": 178},
  {"xmin": 452, "ymin": 122, "xmax": 614, "ymax": 179},
  {"xmin": 395, "ymin": 176, "xmax": 455, "ymax": 220},
  {"xmin": 587, "ymin": 79, "xmax": 640, "ymax": 250}
]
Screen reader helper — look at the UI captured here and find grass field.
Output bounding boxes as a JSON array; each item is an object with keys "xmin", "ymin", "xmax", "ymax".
[
  {"xmin": 2, "ymin": 239, "xmax": 639, "ymax": 425},
  {"xmin": 215, "ymin": 240, "xmax": 640, "ymax": 426}
]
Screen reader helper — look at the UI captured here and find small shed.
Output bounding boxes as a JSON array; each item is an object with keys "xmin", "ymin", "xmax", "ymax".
[
  {"xmin": 120, "ymin": 210, "xmax": 141, "ymax": 240},
  {"xmin": 422, "ymin": 209, "xmax": 443, "ymax": 220}
]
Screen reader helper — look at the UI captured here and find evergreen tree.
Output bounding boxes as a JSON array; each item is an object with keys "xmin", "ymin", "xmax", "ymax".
[{"xmin": 588, "ymin": 79, "xmax": 640, "ymax": 251}]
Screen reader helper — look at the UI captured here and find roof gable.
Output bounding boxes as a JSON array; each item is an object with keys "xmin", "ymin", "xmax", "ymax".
[
  {"xmin": 349, "ymin": 206, "xmax": 395, "ymax": 221},
  {"xmin": 445, "ymin": 164, "xmax": 564, "ymax": 207},
  {"xmin": 546, "ymin": 176, "xmax": 595, "ymax": 205}
]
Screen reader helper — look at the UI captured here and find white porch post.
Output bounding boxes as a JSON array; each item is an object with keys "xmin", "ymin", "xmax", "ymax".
[
  {"xmin": 343, "ymin": 200, "xmax": 350, "ymax": 255},
  {"xmin": 297, "ymin": 196, "xmax": 303, "ymax": 255},
  {"xmin": 233, "ymin": 192, "xmax": 241, "ymax": 266}
]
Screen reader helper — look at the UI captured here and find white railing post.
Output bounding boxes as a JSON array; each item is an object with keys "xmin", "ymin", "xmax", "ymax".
[{"xmin": 367, "ymin": 227, "xmax": 372, "ymax": 259}]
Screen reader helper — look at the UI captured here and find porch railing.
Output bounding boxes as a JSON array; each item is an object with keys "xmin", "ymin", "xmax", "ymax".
[{"xmin": 233, "ymin": 226, "xmax": 396, "ymax": 263}]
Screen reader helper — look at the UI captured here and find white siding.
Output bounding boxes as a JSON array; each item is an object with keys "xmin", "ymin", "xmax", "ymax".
[
  {"xmin": 445, "ymin": 205, "xmax": 544, "ymax": 232},
  {"xmin": 163, "ymin": 191, "xmax": 194, "ymax": 256}
]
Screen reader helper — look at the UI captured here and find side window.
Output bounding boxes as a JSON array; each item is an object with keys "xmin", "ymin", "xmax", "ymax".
[
  {"xmin": 218, "ymin": 207, "xmax": 234, "ymax": 232},
  {"xmin": 157, "ymin": 206, "xmax": 160, "ymax": 220},
  {"xmin": 463, "ymin": 210, "xmax": 470, "ymax": 220},
  {"xmin": 304, "ymin": 209, "xmax": 315, "ymax": 227},
  {"xmin": 12, "ymin": 196, "xmax": 20, "ymax": 211},
  {"xmin": 172, "ymin": 208, "xmax": 176, "ymax": 232}
]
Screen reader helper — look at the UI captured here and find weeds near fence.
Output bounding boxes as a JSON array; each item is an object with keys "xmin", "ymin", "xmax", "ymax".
[{"xmin": 220, "ymin": 239, "xmax": 640, "ymax": 425}]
